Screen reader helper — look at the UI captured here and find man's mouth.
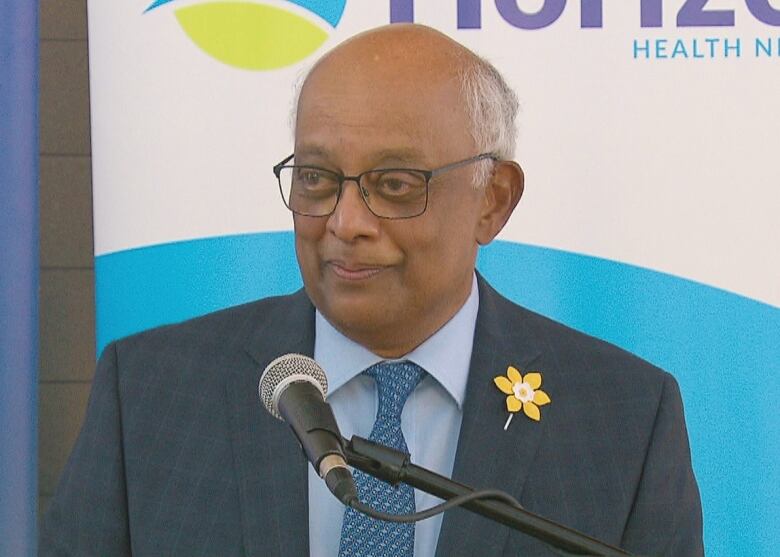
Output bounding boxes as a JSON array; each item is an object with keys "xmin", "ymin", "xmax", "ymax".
[{"xmin": 326, "ymin": 261, "xmax": 386, "ymax": 281}]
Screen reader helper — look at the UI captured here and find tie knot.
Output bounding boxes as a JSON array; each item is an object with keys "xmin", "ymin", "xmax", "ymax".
[{"xmin": 365, "ymin": 361, "xmax": 426, "ymax": 421}]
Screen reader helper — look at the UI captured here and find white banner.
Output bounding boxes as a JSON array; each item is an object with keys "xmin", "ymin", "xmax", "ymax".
[{"xmin": 88, "ymin": 1, "xmax": 780, "ymax": 553}]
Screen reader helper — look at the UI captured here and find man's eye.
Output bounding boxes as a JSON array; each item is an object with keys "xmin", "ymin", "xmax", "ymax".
[
  {"xmin": 296, "ymin": 169, "xmax": 323, "ymax": 185},
  {"xmin": 374, "ymin": 172, "xmax": 426, "ymax": 198},
  {"xmin": 380, "ymin": 178, "xmax": 409, "ymax": 194}
]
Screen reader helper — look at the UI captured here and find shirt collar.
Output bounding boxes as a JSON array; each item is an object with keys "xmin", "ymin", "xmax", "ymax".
[{"xmin": 314, "ymin": 274, "xmax": 478, "ymax": 410}]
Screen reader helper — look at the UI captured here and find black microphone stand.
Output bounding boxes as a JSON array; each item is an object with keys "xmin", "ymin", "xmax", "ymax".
[{"xmin": 342, "ymin": 435, "xmax": 632, "ymax": 557}]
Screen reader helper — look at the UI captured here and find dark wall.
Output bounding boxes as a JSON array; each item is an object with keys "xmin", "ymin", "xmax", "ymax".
[{"xmin": 38, "ymin": 0, "xmax": 94, "ymax": 517}]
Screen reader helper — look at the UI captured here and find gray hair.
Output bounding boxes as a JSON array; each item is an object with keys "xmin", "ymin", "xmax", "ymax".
[
  {"xmin": 289, "ymin": 55, "xmax": 519, "ymax": 189},
  {"xmin": 288, "ymin": 67, "xmax": 310, "ymax": 139},
  {"xmin": 459, "ymin": 56, "xmax": 519, "ymax": 187}
]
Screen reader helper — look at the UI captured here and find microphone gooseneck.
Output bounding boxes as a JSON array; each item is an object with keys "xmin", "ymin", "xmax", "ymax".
[
  {"xmin": 259, "ymin": 355, "xmax": 632, "ymax": 555},
  {"xmin": 258, "ymin": 354, "xmax": 357, "ymax": 505}
]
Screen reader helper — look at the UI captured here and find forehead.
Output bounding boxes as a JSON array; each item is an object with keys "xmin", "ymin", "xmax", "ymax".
[{"xmin": 295, "ymin": 50, "xmax": 475, "ymax": 166}]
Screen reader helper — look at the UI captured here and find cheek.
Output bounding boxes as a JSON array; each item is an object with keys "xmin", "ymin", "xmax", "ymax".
[
  {"xmin": 293, "ymin": 214, "xmax": 326, "ymax": 239},
  {"xmin": 401, "ymin": 210, "xmax": 478, "ymax": 286},
  {"xmin": 293, "ymin": 217, "xmax": 326, "ymax": 273}
]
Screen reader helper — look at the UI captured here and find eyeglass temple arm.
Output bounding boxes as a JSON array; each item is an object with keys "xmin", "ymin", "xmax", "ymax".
[
  {"xmin": 429, "ymin": 153, "xmax": 498, "ymax": 179},
  {"xmin": 273, "ymin": 154, "xmax": 296, "ymax": 175}
]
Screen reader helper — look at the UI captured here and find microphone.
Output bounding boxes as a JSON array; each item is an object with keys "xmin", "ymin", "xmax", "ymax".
[{"xmin": 258, "ymin": 354, "xmax": 357, "ymax": 506}]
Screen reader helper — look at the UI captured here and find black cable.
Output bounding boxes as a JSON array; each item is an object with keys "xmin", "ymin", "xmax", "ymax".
[{"xmin": 347, "ymin": 489, "xmax": 522, "ymax": 523}]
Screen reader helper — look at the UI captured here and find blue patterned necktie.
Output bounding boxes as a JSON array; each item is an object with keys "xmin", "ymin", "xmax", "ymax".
[{"xmin": 338, "ymin": 361, "xmax": 426, "ymax": 557}]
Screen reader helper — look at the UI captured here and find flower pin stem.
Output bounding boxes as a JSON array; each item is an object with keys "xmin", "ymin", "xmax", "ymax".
[{"xmin": 503, "ymin": 414, "xmax": 514, "ymax": 431}]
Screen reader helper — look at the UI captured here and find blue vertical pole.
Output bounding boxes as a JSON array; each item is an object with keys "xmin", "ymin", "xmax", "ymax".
[{"xmin": 0, "ymin": 1, "xmax": 39, "ymax": 555}]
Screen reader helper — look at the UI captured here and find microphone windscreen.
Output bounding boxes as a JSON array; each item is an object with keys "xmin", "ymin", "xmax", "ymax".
[{"xmin": 259, "ymin": 354, "xmax": 329, "ymax": 420}]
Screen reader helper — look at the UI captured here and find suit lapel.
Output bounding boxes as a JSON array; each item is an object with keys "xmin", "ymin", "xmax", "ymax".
[
  {"xmin": 225, "ymin": 290, "xmax": 316, "ymax": 557},
  {"xmin": 436, "ymin": 277, "xmax": 551, "ymax": 557}
]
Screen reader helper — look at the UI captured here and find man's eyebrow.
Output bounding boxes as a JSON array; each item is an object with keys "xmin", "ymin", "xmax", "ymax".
[
  {"xmin": 294, "ymin": 145, "xmax": 330, "ymax": 159},
  {"xmin": 372, "ymin": 148, "xmax": 429, "ymax": 167},
  {"xmin": 294, "ymin": 145, "xmax": 429, "ymax": 167}
]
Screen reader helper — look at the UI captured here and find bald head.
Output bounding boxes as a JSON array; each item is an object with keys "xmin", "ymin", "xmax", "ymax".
[
  {"xmin": 296, "ymin": 25, "xmax": 476, "ymax": 164},
  {"xmin": 292, "ymin": 24, "xmax": 519, "ymax": 185},
  {"xmin": 306, "ymin": 24, "xmax": 476, "ymax": 86}
]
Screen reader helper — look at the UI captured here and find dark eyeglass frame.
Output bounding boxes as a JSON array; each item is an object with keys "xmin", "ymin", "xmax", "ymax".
[{"xmin": 272, "ymin": 152, "xmax": 497, "ymax": 219}]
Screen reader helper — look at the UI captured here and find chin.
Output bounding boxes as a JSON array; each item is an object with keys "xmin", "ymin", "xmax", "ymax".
[{"xmin": 322, "ymin": 299, "xmax": 395, "ymax": 340}]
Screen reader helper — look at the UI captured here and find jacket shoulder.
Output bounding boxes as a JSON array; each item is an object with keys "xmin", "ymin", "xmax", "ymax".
[{"xmin": 107, "ymin": 289, "xmax": 310, "ymax": 357}]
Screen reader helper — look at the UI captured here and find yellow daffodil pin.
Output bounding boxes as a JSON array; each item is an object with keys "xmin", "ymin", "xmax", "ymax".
[{"xmin": 494, "ymin": 366, "xmax": 551, "ymax": 430}]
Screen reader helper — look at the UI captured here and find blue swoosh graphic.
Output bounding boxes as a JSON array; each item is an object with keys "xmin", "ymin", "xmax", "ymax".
[
  {"xmin": 144, "ymin": 0, "xmax": 347, "ymax": 27},
  {"xmin": 95, "ymin": 232, "xmax": 779, "ymax": 555},
  {"xmin": 144, "ymin": 0, "xmax": 175, "ymax": 12}
]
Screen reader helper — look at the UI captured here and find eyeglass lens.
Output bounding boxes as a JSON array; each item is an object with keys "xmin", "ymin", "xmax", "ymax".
[{"xmin": 278, "ymin": 166, "xmax": 429, "ymax": 218}]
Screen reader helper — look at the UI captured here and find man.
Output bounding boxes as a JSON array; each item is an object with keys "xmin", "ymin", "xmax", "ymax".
[{"xmin": 41, "ymin": 24, "xmax": 703, "ymax": 556}]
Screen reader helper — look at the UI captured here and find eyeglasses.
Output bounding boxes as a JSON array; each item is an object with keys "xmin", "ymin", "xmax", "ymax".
[{"xmin": 272, "ymin": 153, "xmax": 497, "ymax": 219}]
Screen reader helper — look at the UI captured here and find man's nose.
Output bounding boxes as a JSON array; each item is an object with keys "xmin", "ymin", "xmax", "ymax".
[{"xmin": 326, "ymin": 180, "xmax": 380, "ymax": 241}]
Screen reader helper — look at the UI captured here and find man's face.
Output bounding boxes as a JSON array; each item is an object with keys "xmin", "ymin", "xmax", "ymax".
[{"xmin": 293, "ymin": 42, "xmax": 491, "ymax": 357}]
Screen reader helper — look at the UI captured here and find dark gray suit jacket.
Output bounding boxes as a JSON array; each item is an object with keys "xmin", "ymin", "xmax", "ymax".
[{"xmin": 41, "ymin": 277, "xmax": 703, "ymax": 556}]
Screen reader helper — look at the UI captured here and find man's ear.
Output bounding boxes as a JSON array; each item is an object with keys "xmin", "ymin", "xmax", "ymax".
[{"xmin": 475, "ymin": 160, "xmax": 524, "ymax": 245}]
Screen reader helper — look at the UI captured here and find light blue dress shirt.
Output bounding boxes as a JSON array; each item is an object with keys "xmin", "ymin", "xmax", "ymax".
[{"xmin": 308, "ymin": 275, "xmax": 479, "ymax": 557}]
